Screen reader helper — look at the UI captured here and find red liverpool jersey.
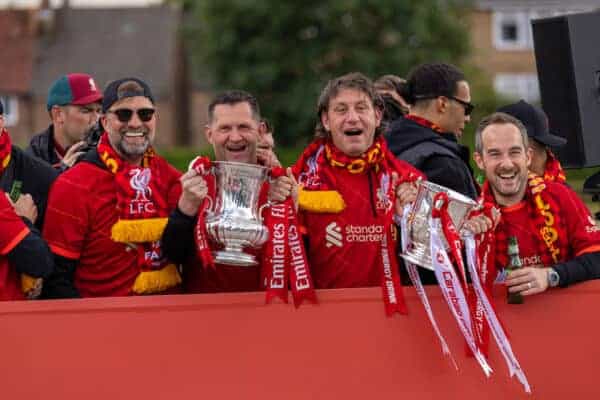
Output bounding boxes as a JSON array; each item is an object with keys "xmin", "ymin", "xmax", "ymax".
[
  {"xmin": 43, "ymin": 160, "xmax": 181, "ymax": 297},
  {"xmin": 300, "ymin": 169, "xmax": 395, "ymax": 288},
  {"xmin": 0, "ymin": 194, "xmax": 29, "ymax": 300},
  {"xmin": 501, "ymin": 182, "xmax": 600, "ymax": 268}
]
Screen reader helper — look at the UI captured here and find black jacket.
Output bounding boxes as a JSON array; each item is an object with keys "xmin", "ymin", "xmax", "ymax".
[
  {"xmin": 26, "ymin": 125, "xmax": 67, "ymax": 171},
  {"xmin": 386, "ymin": 117, "xmax": 479, "ymax": 200},
  {"xmin": 1, "ymin": 146, "xmax": 59, "ymax": 230},
  {"xmin": 0, "ymin": 145, "xmax": 58, "ymax": 279}
]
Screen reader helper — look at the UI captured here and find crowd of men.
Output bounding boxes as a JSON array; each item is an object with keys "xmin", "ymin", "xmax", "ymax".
[{"xmin": 1, "ymin": 62, "xmax": 599, "ymax": 302}]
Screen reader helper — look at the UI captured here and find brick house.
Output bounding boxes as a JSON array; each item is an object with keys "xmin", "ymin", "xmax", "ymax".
[
  {"xmin": 0, "ymin": 9, "xmax": 37, "ymax": 142},
  {"xmin": 0, "ymin": 4, "xmax": 199, "ymax": 148},
  {"xmin": 469, "ymin": 0, "xmax": 600, "ymax": 102}
]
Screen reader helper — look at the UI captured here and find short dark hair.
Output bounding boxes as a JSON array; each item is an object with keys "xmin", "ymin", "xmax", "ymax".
[
  {"xmin": 315, "ymin": 72, "xmax": 384, "ymax": 138},
  {"xmin": 208, "ymin": 90, "xmax": 261, "ymax": 123},
  {"xmin": 474, "ymin": 112, "xmax": 529, "ymax": 154},
  {"xmin": 374, "ymin": 74, "xmax": 406, "ymax": 93},
  {"xmin": 402, "ymin": 63, "xmax": 466, "ymax": 105}
]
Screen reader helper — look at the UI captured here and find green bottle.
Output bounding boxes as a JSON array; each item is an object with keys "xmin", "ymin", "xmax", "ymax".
[{"xmin": 507, "ymin": 236, "xmax": 524, "ymax": 304}]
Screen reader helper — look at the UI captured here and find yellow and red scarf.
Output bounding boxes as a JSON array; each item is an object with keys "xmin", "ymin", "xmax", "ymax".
[
  {"xmin": 293, "ymin": 136, "xmax": 423, "ymax": 315},
  {"xmin": 481, "ymin": 174, "xmax": 568, "ymax": 269},
  {"xmin": 0, "ymin": 129, "xmax": 11, "ymax": 175},
  {"xmin": 293, "ymin": 136, "xmax": 422, "ymax": 213},
  {"xmin": 405, "ymin": 114, "xmax": 444, "ymax": 134},
  {"xmin": 97, "ymin": 132, "xmax": 180, "ymax": 294},
  {"xmin": 543, "ymin": 149, "xmax": 566, "ymax": 183}
]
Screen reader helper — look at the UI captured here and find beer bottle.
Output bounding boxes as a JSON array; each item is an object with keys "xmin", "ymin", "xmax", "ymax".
[{"xmin": 506, "ymin": 236, "xmax": 524, "ymax": 304}]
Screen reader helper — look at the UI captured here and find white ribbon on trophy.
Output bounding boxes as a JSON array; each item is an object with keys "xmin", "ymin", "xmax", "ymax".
[
  {"xmin": 463, "ymin": 232, "xmax": 531, "ymax": 393},
  {"xmin": 398, "ymin": 209, "xmax": 458, "ymax": 370}
]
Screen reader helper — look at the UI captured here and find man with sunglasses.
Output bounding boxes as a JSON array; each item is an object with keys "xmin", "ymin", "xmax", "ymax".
[
  {"xmin": 42, "ymin": 77, "xmax": 183, "ymax": 298},
  {"xmin": 386, "ymin": 62, "xmax": 479, "ymax": 201},
  {"xmin": 27, "ymin": 73, "xmax": 103, "ymax": 171}
]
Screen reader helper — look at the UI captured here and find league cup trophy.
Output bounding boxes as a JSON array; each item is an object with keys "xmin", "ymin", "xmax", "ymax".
[
  {"xmin": 205, "ymin": 161, "xmax": 270, "ymax": 266},
  {"xmin": 401, "ymin": 180, "xmax": 478, "ymax": 270}
]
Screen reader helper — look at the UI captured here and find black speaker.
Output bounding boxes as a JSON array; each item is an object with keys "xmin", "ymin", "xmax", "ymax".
[{"xmin": 532, "ymin": 11, "xmax": 600, "ymax": 168}]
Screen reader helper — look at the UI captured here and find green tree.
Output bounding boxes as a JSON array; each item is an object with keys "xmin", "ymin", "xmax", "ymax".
[{"xmin": 181, "ymin": 0, "xmax": 473, "ymax": 146}]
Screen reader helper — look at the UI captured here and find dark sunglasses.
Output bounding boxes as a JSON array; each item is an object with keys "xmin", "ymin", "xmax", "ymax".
[
  {"xmin": 413, "ymin": 94, "xmax": 475, "ymax": 116},
  {"xmin": 109, "ymin": 108, "xmax": 155, "ymax": 123},
  {"xmin": 447, "ymin": 96, "xmax": 475, "ymax": 116}
]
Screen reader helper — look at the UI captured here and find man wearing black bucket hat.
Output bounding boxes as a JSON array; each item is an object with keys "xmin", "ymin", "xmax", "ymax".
[{"xmin": 497, "ymin": 100, "xmax": 567, "ymax": 183}]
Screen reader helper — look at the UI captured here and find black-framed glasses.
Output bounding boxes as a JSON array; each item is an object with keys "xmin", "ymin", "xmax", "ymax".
[
  {"xmin": 109, "ymin": 108, "xmax": 155, "ymax": 123},
  {"xmin": 447, "ymin": 96, "xmax": 475, "ymax": 116}
]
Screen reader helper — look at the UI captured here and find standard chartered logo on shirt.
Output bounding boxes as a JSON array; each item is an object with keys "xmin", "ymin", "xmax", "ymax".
[
  {"xmin": 325, "ymin": 222, "xmax": 385, "ymax": 248},
  {"xmin": 325, "ymin": 222, "xmax": 343, "ymax": 248}
]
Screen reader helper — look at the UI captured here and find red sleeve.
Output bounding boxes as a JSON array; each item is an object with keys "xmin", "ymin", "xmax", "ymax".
[
  {"xmin": 0, "ymin": 194, "xmax": 29, "ymax": 255},
  {"xmin": 557, "ymin": 184, "xmax": 600, "ymax": 256},
  {"xmin": 42, "ymin": 173, "xmax": 89, "ymax": 260}
]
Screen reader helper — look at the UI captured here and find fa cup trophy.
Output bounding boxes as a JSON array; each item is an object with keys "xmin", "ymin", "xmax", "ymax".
[
  {"xmin": 401, "ymin": 180, "xmax": 478, "ymax": 270},
  {"xmin": 205, "ymin": 161, "xmax": 270, "ymax": 266}
]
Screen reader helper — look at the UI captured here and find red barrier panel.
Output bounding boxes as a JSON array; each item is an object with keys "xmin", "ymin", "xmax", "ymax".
[{"xmin": 1, "ymin": 282, "xmax": 599, "ymax": 399}]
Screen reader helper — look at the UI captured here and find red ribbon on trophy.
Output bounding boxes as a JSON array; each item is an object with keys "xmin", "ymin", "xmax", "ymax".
[
  {"xmin": 190, "ymin": 156, "xmax": 216, "ymax": 270},
  {"xmin": 262, "ymin": 167, "xmax": 317, "ymax": 307}
]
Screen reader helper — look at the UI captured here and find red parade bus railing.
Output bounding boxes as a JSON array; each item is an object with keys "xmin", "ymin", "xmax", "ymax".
[{"xmin": 1, "ymin": 282, "xmax": 598, "ymax": 399}]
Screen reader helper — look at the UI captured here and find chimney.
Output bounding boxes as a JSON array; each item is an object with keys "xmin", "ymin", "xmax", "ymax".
[{"xmin": 37, "ymin": 0, "xmax": 56, "ymax": 37}]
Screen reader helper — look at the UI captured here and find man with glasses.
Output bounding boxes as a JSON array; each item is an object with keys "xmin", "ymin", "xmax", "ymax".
[
  {"xmin": 386, "ymin": 62, "xmax": 479, "ymax": 200},
  {"xmin": 27, "ymin": 73, "xmax": 103, "ymax": 171},
  {"xmin": 42, "ymin": 77, "xmax": 183, "ymax": 298}
]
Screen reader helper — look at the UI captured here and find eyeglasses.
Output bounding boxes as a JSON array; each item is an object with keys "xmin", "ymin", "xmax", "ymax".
[
  {"xmin": 447, "ymin": 96, "xmax": 475, "ymax": 116},
  {"xmin": 108, "ymin": 108, "xmax": 155, "ymax": 123}
]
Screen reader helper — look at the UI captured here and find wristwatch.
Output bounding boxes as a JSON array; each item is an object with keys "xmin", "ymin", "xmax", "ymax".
[{"xmin": 547, "ymin": 268, "xmax": 560, "ymax": 288}]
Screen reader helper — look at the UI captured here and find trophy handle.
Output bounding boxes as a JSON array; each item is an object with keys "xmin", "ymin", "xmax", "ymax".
[
  {"xmin": 203, "ymin": 196, "xmax": 214, "ymax": 214},
  {"xmin": 257, "ymin": 201, "xmax": 272, "ymax": 223}
]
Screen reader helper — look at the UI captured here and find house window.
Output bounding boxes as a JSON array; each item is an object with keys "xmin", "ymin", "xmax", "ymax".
[
  {"xmin": 494, "ymin": 74, "xmax": 540, "ymax": 103},
  {"xmin": 493, "ymin": 11, "xmax": 530, "ymax": 50},
  {"xmin": 0, "ymin": 96, "xmax": 18, "ymax": 127}
]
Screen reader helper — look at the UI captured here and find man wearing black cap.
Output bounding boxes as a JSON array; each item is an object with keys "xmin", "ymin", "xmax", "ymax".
[
  {"xmin": 475, "ymin": 112, "xmax": 600, "ymax": 296},
  {"xmin": 26, "ymin": 73, "xmax": 103, "ymax": 171},
  {"xmin": 42, "ymin": 78, "xmax": 183, "ymax": 298},
  {"xmin": 386, "ymin": 63, "xmax": 479, "ymax": 200},
  {"xmin": 497, "ymin": 100, "xmax": 567, "ymax": 183},
  {"xmin": 0, "ymin": 100, "xmax": 56, "ymax": 300}
]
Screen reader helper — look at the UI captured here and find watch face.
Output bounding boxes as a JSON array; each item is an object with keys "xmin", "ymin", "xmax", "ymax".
[{"xmin": 548, "ymin": 270, "xmax": 560, "ymax": 287}]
